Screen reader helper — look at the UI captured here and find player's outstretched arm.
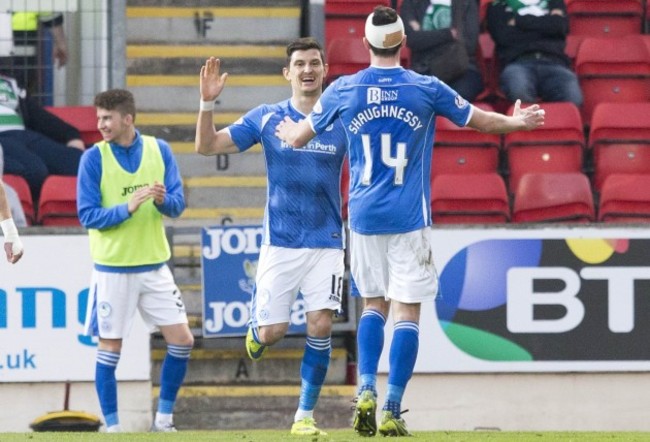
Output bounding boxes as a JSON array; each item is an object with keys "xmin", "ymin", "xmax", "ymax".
[
  {"xmin": 0, "ymin": 182, "xmax": 24, "ymax": 264},
  {"xmin": 467, "ymin": 99, "xmax": 545, "ymax": 134},
  {"xmin": 195, "ymin": 57, "xmax": 239, "ymax": 156}
]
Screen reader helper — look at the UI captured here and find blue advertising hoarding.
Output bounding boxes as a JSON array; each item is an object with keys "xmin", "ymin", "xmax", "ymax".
[{"xmin": 201, "ymin": 225, "xmax": 309, "ymax": 337}]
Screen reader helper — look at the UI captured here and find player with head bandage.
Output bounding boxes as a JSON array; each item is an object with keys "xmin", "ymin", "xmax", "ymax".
[{"xmin": 276, "ymin": 4, "xmax": 545, "ymax": 437}]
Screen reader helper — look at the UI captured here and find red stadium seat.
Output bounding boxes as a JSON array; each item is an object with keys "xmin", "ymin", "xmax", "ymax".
[
  {"xmin": 431, "ymin": 173, "xmax": 510, "ymax": 224},
  {"xmin": 589, "ymin": 102, "xmax": 650, "ymax": 191},
  {"xmin": 433, "ymin": 102, "xmax": 501, "ymax": 175},
  {"xmin": 575, "ymin": 35, "xmax": 650, "ymax": 126},
  {"xmin": 566, "ymin": 0, "xmax": 645, "ymax": 37},
  {"xmin": 643, "ymin": 34, "xmax": 650, "ymax": 55},
  {"xmin": 325, "ymin": 37, "xmax": 411, "ymax": 84},
  {"xmin": 37, "ymin": 175, "xmax": 81, "ymax": 226},
  {"xmin": 475, "ymin": 32, "xmax": 501, "ymax": 102},
  {"xmin": 326, "ymin": 37, "xmax": 370, "ymax": 84},
  {"xmin": 325, "ymin": 0, "xmax": 390, "ymax": 47},
  {"xmin": 592, "ymin": 144, "xmax": 650, "ymax": 192},
  {"xmin": 504, "ymin": 102, "xmax": 585, "ymax": 193},
  {"xmin": 479, "ymin": 0, "xmax": 491, "ymax": 27},
  {"xmin": 325, "ymin": 0, "xmax": 389, "ymax": 16},
  {"xmin": 564, "ymin": 34, "xmax": 584, "ymax": 70},
  {"xmin": 45, "ymin": 105, "xmax": 101, "ymax": 147},
  {"xmin": 3, "ymin": 174, "xmax": 35, "ymax": 225},
  {"xmin": 599, "ymin": 174, "xmax": 650, "ymax": 222},
  {"xmin": 512, "ymin": 173, "xmax": 595, "ymax": 223}
]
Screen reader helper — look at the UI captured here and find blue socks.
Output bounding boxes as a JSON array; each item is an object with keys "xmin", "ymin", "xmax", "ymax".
[
  {"xmin": 297, "ymin": 336, "xmax": 331, "ymax": 414},
  {"xmin": 95, "ymin": 350, "xmax": 120, "ymax": 427},
  {"xmin": 158, "ymin": 344, "xmax": 192, "ymax": 414},
  {"xmin": 383, "ymin": 321, "xmax": 419, "ymax": 418},
  {"xmin": 356, "ymin": 309, "xmax": 386, "ymax": 396}
]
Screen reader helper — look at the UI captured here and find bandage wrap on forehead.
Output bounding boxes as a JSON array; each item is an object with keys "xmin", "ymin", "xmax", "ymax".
[{"xmin": 364, "ymin": 13, "xmax": 405, "ymax": 49}]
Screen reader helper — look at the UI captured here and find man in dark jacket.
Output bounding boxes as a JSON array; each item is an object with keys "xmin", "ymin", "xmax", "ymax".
[
  {"xmin": 401, "ymin": 0, "xmax": 484, "ymax": 102},
  {"xmin": 487, "ymin": 0, "xmax": 582, "ymax": 106},
  {"xmin": 0, "ymin": 73, "xmax": 83, "ymax": 202}
]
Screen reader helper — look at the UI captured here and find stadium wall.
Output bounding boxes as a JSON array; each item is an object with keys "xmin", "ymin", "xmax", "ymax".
[{"xmin": 379, "ymin": 373, "xmax": 650, "ymax": 432}]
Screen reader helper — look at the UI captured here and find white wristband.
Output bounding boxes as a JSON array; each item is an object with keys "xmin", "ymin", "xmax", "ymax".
[
  {"xmin": 200, "ymin": 99, "xmax": 216, "ymax": 112},
  {"xmin": 1, "ymin": 217, "xmax": 23, "ymax": 257},
  {"xmin": 1, "ymin": 218, "xmax": 18, "ymax": 243}
]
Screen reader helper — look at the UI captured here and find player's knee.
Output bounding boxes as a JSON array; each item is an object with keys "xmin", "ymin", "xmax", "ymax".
[{"xmin": 258, "ymin": 323, "xmax": 288, "ymax": 345}]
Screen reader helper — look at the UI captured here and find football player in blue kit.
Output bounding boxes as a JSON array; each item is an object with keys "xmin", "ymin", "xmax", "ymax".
[
  {"xmin": 195, "ymin": 38, "xmax": 347, "ymax": 436},
  {"xmin": 275, "ymin": 6, "xmax": 545, "ymax": 437}
]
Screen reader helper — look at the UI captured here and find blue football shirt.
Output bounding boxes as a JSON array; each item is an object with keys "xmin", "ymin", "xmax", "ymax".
[
  {"xmin": 309, "ymin": 66, "xmax": 473, "ymax": 235},
  {"xmin": 228, "ymin": 99, "xmax": 348, "ymax": 249}
]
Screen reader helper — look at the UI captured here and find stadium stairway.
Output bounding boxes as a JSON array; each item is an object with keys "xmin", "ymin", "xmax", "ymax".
[{"xmin": 126, "ymin": 0, "xmax": 357, "ymax": 431}]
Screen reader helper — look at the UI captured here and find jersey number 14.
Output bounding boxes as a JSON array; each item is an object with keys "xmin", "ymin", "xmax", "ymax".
[{"xmin": 361, "ymin": 133, "xmax": 408, "ymax": 186}]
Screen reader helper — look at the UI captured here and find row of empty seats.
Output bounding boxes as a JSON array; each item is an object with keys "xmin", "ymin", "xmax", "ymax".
[
  {"xmin": 341, "ymin": 164, "xmax": 650, "ymax": 224},
  {"xmin": 434, "ymin": 101, "xmax": 650, "ymax": 193},
  {"xmin": 431, "ymin": 172, "xmax": 650, "ymax": 224},
  {"xmin": 4, "ymin": 174, "xmax": 79, "ymax": 227}
]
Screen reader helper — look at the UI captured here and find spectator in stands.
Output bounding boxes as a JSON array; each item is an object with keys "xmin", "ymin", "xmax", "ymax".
[
  {"xmin": 0, "ymin": 176, "xmax": 24, "ymax": 264},
  {"xmin": 0, "ymin": 143, "xmax": 28, "ymax": 227},
  {"xmin": 196, "ymin": 38, "xmax": 347, "ymax": 437},
  {"xmin": 487, "ymin": 0, "xmax": 583, "ymax": 106},
  {"xmin": 0, "ymin": 72, "xmax": 83, "ymax": 203},
  {"xmin": 78, "ymin": 89, "xmax": 193, "ymax": 433},
  {"xmin": 401, "ymin": 0, "xmax": 484, "ymax": 102},
  {"xmin": 0, "ymin": 11, "xmax": 68, "ymax": 99}
]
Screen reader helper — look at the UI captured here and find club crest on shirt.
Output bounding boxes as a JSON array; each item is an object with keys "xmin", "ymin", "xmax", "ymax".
[
  {"xmin": 98, "ymin": 302, "xmax": 112, "ymax": 318},
  {"xmin": 455, "ymin": 94, "xmax": 468, "ymax": 109}
]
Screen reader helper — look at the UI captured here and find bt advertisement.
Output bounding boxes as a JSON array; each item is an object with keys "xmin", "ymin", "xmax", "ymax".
[{"xmin": 376, "ymin": 227, "xmax": 650, "ymax": 372}]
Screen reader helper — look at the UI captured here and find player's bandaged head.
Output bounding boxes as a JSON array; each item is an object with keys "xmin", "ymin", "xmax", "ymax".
[{"xmin": 365, "ymin": 6, "xmax": 404, "ymax": 49}]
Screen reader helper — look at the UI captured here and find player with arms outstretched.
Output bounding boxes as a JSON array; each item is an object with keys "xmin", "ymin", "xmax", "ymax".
[{"xmin": 276, "ymin": 5, "xmax": 545, "ymax": 437}]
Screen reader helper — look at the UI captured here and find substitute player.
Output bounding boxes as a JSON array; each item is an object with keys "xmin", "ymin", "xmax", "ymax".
[
  {"xmin": 78, "ymin": 89, "xmax": 193, "ymax": 433},
  {"xmin": 276, "ymin": 6, "xmax": 545, "ymax": 437},
  {"xmin": 195, "ymin": 38, "xmax": 347, "ymax": 436}
]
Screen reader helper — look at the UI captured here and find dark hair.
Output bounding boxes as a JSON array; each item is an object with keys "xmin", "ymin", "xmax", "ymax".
[
  {"xmin": 285, "ymin": 37, "xmax": 325, "ymax": 67},
  {"xmin": 368, "ymin": 6, "xmax": 402, "ymax": 57},
  {"xmin": 94, "ymin": 89, "xmax": 136, "ymax": 121}
]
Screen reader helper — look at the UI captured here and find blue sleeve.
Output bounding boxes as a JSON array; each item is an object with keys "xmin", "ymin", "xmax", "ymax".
[
  {"xmin": 155, "ymin": 139, "xmax": 185, "ymax": 218},
  {"xmin": 433, "ymin": 80, "xmax": 473, "ymax": 127},
  {"xmin": 228, "ymin": 106, "xmax": 266, "ymax": 151},
  {"xmin": 77, "ymin": 147, "xmax": 131, "ymax": 229},
  {"xmin": 308, "ymin": 83, "xmax": 341, "ymax": 135}
]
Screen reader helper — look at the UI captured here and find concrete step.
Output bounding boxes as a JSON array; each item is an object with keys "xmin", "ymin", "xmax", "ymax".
[
  {"xmin": 137, "ymin": 112, "xmax": 246, "ymax": 140},
  {"xmin": 184, "ymin": 182, "xmax": 266, "ymax": 210},
  {"xmin": 127, "ymin": 5, "xmax": 300, "ymax": 44},
  {"xmin": 152, "ymin": 347, "xmax": 349, "ymax": 385},
  {"xmin": 130, "ymin": 77, "xmax": 290, "ymax": 112},
  {"xmin": 171, "ymin": 208, "xmax": 264, "ymax": 227},
  {"xmin": 176, "ymin": 150, "xmax": 267, "ymax": 177},
  {"xmin": 129, "ymin": 0, "xmax": 300, "ymax": 5},
  {"xmin": 153, "ymin": 384, "xmax": 356, "ymax": 431},
  {"xmin": 127, "ymin": 45, "xmax": 286, "ymax": 76}
]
